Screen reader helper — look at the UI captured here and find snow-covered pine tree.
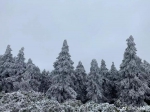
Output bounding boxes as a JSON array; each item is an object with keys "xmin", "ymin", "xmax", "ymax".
[
  {"xmin": 108, "ymin": 62, "xmax": 120, "ymax": 103},
  {"xmin": 141, "ymin": 60, "xmax": 150, "ymax": 101},
  {"xmin": 135, "ymin": 56, "xmax": 142, "ymax": 69},
  {"xmin": 141, "ymin": 60, "xmax": 150, "ymax": 75},
  {"xmin": 135, "ymin": 56, "xmax": 146, "ymax": 80},
  {"xmin": 109, "ymin": 62, "xmax": 119, "ymax": 81},
  {"xmin": 119, "ymin": 35, "xmax": 150, "ymax": 106},
  {"xmin": 99, "ymin": 59, "xmax": 109, "ymax": 77},
  {"xmin": 39, "ymin": 69, "xmax": 51, "ymax": 93},
  {"xmin": 99, "ymin": 59, "xmax": 112, "ymax": 103},
  {"xmin": 135, "ymin": 58, "xmax": 150, "ymax": 84},
  {"xmin": 46, "ymin": 40, "xmax": 77, "ymax": 103},
  {"xmin": 42, "ymin": 69, "xmax": 47, "ymax": 76},
  {"xmin": 0, "ymin": 45, "xmax": 17, "ymax": 92},
  {"xmin": 86, "ymin": 59, "xmax": 106, "ymax": 103},
  {"xmin": 14, "ymin": 47, "xmax": 26, "ymax": 76},
  {"xmin": 0, "ymin": 45, "xmax": 15, "ymax": 78},
  {"xmin": 28, "ymin": 59, "xmax": 41, "ymax": 91},
  {"xmin": 74, "ymin": 61, "xmax": 87, "ymax": 103},
  {"xmin": 19, "ymin": 59, "xmax": 41, "ymax": 91}
]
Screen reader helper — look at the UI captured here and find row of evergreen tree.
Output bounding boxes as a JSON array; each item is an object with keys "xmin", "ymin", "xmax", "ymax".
[{"xmin": 0, "ymin": 35, "xmax": 150, "ymax": 107}]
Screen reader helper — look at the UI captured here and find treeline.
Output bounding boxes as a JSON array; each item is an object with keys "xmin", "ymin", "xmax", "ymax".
[{"xmin": 0, "ymin": 35, "xmax": 150, "ymax": 107}]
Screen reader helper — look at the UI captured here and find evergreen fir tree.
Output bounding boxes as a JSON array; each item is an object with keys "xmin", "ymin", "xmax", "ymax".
[
  {"xmin": 86, "ymin": 59, "xmax": 106, "ymax": 103},
  {"xmin": 141, "ymin": 60, "xmax": 150, "ymax": 74},
  {"xmin": 119, "ymin": 35, "xmax": 149, "ymax": 106},
  {"xmin": 39, "ymin": 69, "xmax": 51, "ymax": 93},
  {"xmin": 99, "ymin": 59, "xmax": 109, "ymax": 77},
  {"xmin": 99, "ymin": 59, "xmax": 112, "ymax": 103},
  {"xmin": 20, "ymin": 59, "xmax": 41, "ymax": 91},
  {"xmin": 74, "ymin": 61, "xmax": 87, "ymax": 103},
  {"xmin": 0, "ymin": 45, "xmax": 15, "ymax": 78},
  {"xmin": 141, "ymin": 60, "xmax": 150, "ymax": 100},
  {"xmin": 108, "ymin": 62, "xmax": 120, "ymax": 103},
  {"xmin": 46, "ymin": 40, "xmax": 77, "ymax": 103},
  {"xmin": 109, "ymin": 62, "xmax": 119, "ymax": 81},
  {"xmin": 14, "ymin": 47, "xmax": 26, "ymax": 76}
]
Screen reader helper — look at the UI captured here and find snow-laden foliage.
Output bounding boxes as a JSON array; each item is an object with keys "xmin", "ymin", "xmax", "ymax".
[
  {"xmin": 107, "ymin": 62, "xmax": 119, "ymax": 103},
  {"xmin": 79, "ymin": 101, "xmax": 120, "ymax": 112},
  {"xmin": 119, "ymin": 35, "xmax": 150, "ymax": 106},
  {"xmin": 0, "ymin": 45, "xmax": 15, "ymax": 78},
  {"xmin": 0, "ymin": 45, "xmax": 16, "ymax": 92},
  {"xmin": 99, "ymin": 59, "xmax": 109, "ymax": 77},
  {"xmin": 86, "ymin": 59, "xmax": 106, "ymax": 103},
  {"xmin": 46, "ymin": 40, "xmax": 77, "ymax": 103},
  {"xmin": 1, "ymin": 91, "xmax": 150, "ymax": 112},
  {"xmin": 39, "ymin": 69, "xmax": 51, "ymax": 93},
  {"xmin": 141, "ymin": 60, "xmax": 150, "ymax": 75},
  {"xmin": 0, "ymin": 37, "xmax": 150, "ymax": 107},
  {"xmin": 109, "ymin": 62, "xmax": 119, "ymax": 81},
  {"xmin": 99, "ymin": 59, "xmax": 113, "ymax": 103},
  {"xmin": 23, "ymin": 59, "xmax": 41, "ymax": 92},
  {"xmin": 74, "ymin": 61, "xmax": 87, "ymax": 103},
  {"xmin": 12, "ymin": 58, "xmax": 41, "ymax": 92},
  {"xmin": 14, "ymin": 47, "xmax": 26, "ymax": 76},
  {"xmin": 0, "ymin": 91, "xmax": 61, "ymax": 112}
]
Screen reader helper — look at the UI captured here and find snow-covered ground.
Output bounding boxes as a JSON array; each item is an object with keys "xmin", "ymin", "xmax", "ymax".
[{"xmin": 0, "ymin": 91, "xmax": 150, "ymax": 112}]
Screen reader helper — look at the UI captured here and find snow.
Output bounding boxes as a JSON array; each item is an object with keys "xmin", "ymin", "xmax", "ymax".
[
  {"xmin": 1, "ymin": 37, "xmax": 150, "ymax": 111},
  {"xmin": 1, "ymin": 91, "xmax": 150, "ymax": 112}
]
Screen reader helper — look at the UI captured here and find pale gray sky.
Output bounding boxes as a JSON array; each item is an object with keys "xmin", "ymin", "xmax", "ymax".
[{"xmin": 0, "ymin": 0, "xmax": 150, "ymax": 73}]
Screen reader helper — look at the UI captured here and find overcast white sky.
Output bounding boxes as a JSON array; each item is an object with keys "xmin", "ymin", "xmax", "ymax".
[{"xmin": 0, "ymin": 0, "xmax": 150, "ymax": 73}]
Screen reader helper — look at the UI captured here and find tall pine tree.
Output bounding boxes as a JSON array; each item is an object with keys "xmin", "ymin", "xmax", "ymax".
[
  {"xmin": 119, "ymin": 35, "xmax": 150, "ymax": 106},
  {"xmin": 99, "ymin": 59, "xmax": 112, "ymax": 103},
  {"xmin": 14, "ymin": 47, "xmax": 26, "ymax": 76},
  {"xmin": 74, "ymin": 61, "xmax": 87, "ymax": 103},
  {"xmin": 0, "ymin": 45, "xmax": 15, "ymax": 78},
  {"xmin": 108, "ymin": 62, "xmax": 119, "ymax": 103},
  {"xmin": 109, "ymin": 62, "xmax": 119, "ymax": 81},
  {"xmin": 46, "ymin": 40, "xmax": 77, "ymax": 103},
  {"xmin": 19, "ymin": 59, "xmax": 41, "ymax": 91},
  {"xmin": 99, "ymin": 59, "xmax": 109, "ymax": 77},
  {"xmin": 86, "ymin": 59, "xmax": 106, "ymax": 103},
  {"xmin": 39, "ymin": 69, "xmax": 51, "ymax": 93}
]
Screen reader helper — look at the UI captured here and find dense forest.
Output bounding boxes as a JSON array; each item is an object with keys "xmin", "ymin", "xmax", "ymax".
[{"xmin": 0, "ymin": 35, "xmax": 150, "ymax": 107}]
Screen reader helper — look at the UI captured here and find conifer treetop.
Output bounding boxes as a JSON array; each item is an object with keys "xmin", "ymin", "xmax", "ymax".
[
  {"xmin": 27, "ymin": 59, "xmax": 34, "ymax": 67},
  {"xmin": 5, "ymin": 45, "xmax": 12, "ymax": 55},
  {"xmin": 54, "ymin": 40, "xmax": 74, "ymax": 72},
  {"xmin": 42, "ymin": 69, "xmax": 48, "ymax": 76},
  {"xmin": 126, "ymin": 35, "xmax": 137, "ymax": 55},
  {"xmin": 42, "ymin": 69, "xmax": 46, "ymax": 74},
  {"xmin": 78, "ymin": 61, "xmax": 82, "ymax": 65},
  {"xmin": 109, "ymin": 62, "xmax": 119, "ymax": 80},
  {"xmin": 16, "ymin": 47, "xmax": 25, "ymax": 63},
  {"xmin": 111, "ymin": 62, "xmax": 117, "ymax": 71},
  {"xmin": 120, "ymin": 35, "xmax": 138, "ymax": 74},
  {"xmin": 112, "ymin": 62, "xmax": 115, "ymax": 68},
  {"xmin": 63, "ymin": 40, "xmax": 68, "ymax": 46},
  {"xmin": 75, "ymin": 61, "xmax": 86, "ymax": 73},
  {"xmin": 100, "ymin": 59, "xmax": 108, "ymax": 75},
  {"xmin": 62, "ymin": 39, "xmax": 69, "ymax": 52},
  {"xmin": 90, "ymin": 59, "xmax": 99, "ymax": 74},
  {"xmin": 1, "ymin": 45, "xmax": 13, "ymax": 63},
  {"xmin": 100, "ymin": 60, "xmax": 107, "ymax": 69}
]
